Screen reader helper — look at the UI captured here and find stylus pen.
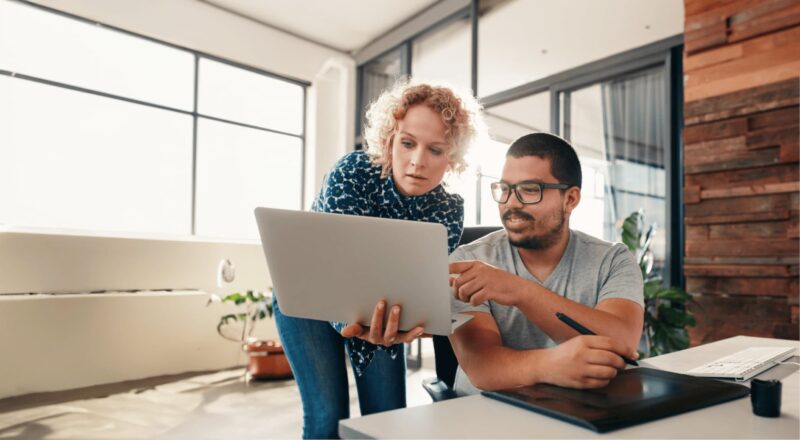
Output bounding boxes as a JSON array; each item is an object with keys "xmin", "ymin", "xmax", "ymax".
[{"xmin": 555, "ymin": 312, "xmax": 639, "ymax": 366}]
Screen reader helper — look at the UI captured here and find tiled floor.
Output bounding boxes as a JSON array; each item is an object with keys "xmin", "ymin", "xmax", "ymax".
[{"xmin": 0, "ymin": 349, "xmax": 437, "ymax": 439}]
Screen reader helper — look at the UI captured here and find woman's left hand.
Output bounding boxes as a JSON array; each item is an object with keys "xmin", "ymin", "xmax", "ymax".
[{"xmin": 341, "ymin": 300, "xmax": 425, "ymax": 346}]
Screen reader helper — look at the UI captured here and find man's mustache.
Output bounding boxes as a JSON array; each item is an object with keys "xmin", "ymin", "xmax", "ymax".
[{"xmin": 502, "ymin": 209, "xmax": 534, "ymax": 222}]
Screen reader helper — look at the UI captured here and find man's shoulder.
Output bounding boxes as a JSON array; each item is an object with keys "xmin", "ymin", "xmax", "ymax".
[
  {"xmin": 571, "ymin": 229, "xmax": 629, "ymax": 259},
  {"xmin": 452, "ymin": 229, "xmax": 509, "ymax": 263},
  {"xmin": 569, "ymin": 230, "xmax": 640, "ymax": 284}
]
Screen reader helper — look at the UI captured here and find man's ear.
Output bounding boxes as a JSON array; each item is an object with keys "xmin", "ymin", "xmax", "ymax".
[{"xmin": 563, "ymin": 187, "xmax": 581, "ymax": 215}]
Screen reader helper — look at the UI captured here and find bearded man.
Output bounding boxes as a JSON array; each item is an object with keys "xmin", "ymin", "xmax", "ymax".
[{"xmin": 449, "ymin": 132, "xmax": 644, "ymax": 394}]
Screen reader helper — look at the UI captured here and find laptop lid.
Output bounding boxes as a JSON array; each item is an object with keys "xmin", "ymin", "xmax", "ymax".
[{"xmin": 254, "ymin": 207, "xmax": 461, "ymax": 336}]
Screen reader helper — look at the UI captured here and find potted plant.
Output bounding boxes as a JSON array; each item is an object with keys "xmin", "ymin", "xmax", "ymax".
[
  {"xmin": 620, "ymin": 210, "xmax": 698, "ymax": 357},
  {"xmin": 207, "ymin": 290, "xmax": 293, "ymax": 380}
]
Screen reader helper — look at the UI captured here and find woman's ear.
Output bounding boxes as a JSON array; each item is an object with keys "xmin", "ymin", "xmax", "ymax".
[{"xmin": 563, "ymin": 187, "xmax": 581, "ymax": 215}]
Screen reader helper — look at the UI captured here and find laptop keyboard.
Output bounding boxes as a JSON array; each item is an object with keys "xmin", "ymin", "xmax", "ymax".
[{"xmin": 687, "ymin": 346, "xmax": 796, "ymax": 380}]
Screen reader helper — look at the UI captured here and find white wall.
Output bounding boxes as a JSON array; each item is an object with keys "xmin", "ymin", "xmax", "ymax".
[
  {"xmin": 0, "ymin": 230, "xmax": 279, "ymax": 398},
  {"xmin": 0, "ymin": 291, "xmax": 278, "ymax": 398},
  {"xmin": 1, "ymin": 0, "xmax": 355, "ymax": 399}
]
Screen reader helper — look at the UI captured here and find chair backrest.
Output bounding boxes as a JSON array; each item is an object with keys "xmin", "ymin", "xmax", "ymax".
[{"xmin": 433, "ymin": 225, "xmax": 502, "ymax": 389}]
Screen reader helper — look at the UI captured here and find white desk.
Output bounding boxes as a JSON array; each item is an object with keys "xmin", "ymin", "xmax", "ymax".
[{"xmin": 340, "ymin": 336, "xmax": 799, "ymax": 439}]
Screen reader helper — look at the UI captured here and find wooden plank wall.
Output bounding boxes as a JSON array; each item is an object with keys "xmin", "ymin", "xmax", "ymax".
[{"xmin": 683, "ymin": 0, "xmax": 800, "ymax": 344}]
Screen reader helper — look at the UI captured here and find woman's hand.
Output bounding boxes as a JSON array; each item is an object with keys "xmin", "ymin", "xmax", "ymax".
[{"xmin": 341, "ymin": 300, "xmax": 425, "ymax": 347}]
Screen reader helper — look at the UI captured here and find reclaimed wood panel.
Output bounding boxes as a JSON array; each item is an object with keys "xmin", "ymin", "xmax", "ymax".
[
  {"xmin": 686, "ymin": 0, "xmax": 800, "ymax": 53},
  {"xmin": 728, "ymin": 1, "xmax": 800, "ymax": 42},
  {"xmin": 708, "ymin": 220, "xmax": 796, "ymax": 239},
  {"xmin": 686, "ymin": 238, "xmax": 798, "ymax": 257},
  {"xmin": 781, "ymin": 143, "xmax": 800, "ymax": 162},
  {"xmin": 684, "ymin": 264, "xmax": 794, "ymax": 277},
  {"xmin": 684, "ymin": 194, "xmax": 791, "ymax": 217},
  {"xmin": 685, "ymin": 256, "xmax": 800, "ymax": 265},
  {"xmin": 684, "ymin": 135, "xmax": 746, "ymax": 155},
  {"xmin": 685, "ymin": 20, "xmax": 728, "ymax": 54},
  {"xmin": 684, "ymin": 118, "xmax": 748, "ymax": 144},
  {"xmin": 688, "ymin": 294, "xmax": 797, "ymax": 345},
  {"xmin": 686, "ymin": 0, "xmax": 757, "ymax": 34},
  {"xmin": 686, "ymin": 225, "xmax": 709, "ymax": 240},
  {"xmin": 686, "ymin": 276, "xmax": 797, "ymax": 296},
  {"xmin": 684, "ymin": 146, "xmax": 781, "ymax": 174},
  {"xmin": 685, "ymin": 163, "xmax": 799, "ymax": 188},
  {"xmin": 684, "ymin": 26, "xmax": 800, "ymax": 72},
  {"xmin": 683, "ymin": 0, "xmax": 798, "ymax": 344},
  {"xmin": 700, "ymin": 182, "xmax": 800, "ymax": 199},
  {"xmin": 789, "ymin": 221, "xmax": 800, "ymax": 237},
  {"xmin": 685, "ymin": 42, "xmax": 800, "ymax": 89},
  {"xmin": 685, "ymin": 0, "xmax": 737, "ymax": 17},
  {"xmin": 748, "ymin": 106, "xmax": 799, "ymax": 131},
  {"xmin": 747, "ymin": 125, "xmax": 799, "ymax": 150},
  {"xmin": 685, "ymin": 60, "xmax": 800, "ymax": 102},
  {"xmin": 684, "ymin": 185, "xmax": 701, "ymax": 204},
  {"xmin": 684, "ymin": 79, "xmax": 799, "ymax": 125},
  {"xmin": 685, "ymin": 210, "xmax": 790, "ymax": 225},
  {"xmin": 683, "ymin": 41, "xmax": 742, "ymax": 72}
]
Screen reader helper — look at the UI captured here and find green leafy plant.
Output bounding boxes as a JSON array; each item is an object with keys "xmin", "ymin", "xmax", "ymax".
[
  {"xmin": 207, "ymin": 290, "xmax": 273, "ymax": 345},
  {"xmin": 621, "ymin": 210, "xmax": 697, "ymax": 357}
]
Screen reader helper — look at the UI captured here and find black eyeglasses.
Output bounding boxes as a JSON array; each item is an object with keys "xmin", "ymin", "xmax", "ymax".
[{"xmin": 490, "ymin": 181, "xmax": 571, "ymax": 204}]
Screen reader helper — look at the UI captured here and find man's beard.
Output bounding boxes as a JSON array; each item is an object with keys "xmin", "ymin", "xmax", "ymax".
[{"xmin": 503, "ymin": 208, "xmax": 565, "ymax": 250}]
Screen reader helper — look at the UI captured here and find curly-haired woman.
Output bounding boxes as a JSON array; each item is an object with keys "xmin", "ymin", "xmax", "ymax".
[{"xmin": 273, "ymin": 80, "xmax": 485, "ymax": 438}]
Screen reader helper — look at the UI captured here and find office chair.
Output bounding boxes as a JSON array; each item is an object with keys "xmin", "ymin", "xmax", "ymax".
[{"xmin": 422, "ymin": 226, "xmax": 502, "ymax": 402}]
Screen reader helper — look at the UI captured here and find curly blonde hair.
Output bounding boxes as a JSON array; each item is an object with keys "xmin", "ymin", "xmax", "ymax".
[{"xmin": 363, "ymin": 80, "xmax": 485, "ymax": 177}]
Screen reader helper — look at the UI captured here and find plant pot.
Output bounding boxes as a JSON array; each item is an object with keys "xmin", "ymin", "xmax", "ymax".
[{"xmin": 245, "ymin": 340, "xmax": 293, "ymax": 379}]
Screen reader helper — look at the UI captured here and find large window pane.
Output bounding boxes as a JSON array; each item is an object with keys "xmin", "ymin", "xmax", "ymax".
[
  {"xmin": 478, "ymin": 0, "xmax": 683, "ymax": 97},
  {"xmin": 485, "ymin": 92, "xmax": 551, "ymax": 144},
  {"xmin": 0, "ymin": 0, "xmax": 194, "ymax": 110},
  {"xmin": 411, "ymin": 17, "xmax": 471, "ymax": 93},
  {"xmin": 563, "ymin": 67, "xmax": 668, "ymax": 276},
  {"xmin": 198, "ymin": 58, "xmax": 304, "ymax": 135},
  {"xmin": 195, "ymin": 119, "xmax": 302, "ymax": 240},
  {"xmin": 0, "ymin": 76, "xmax": 193, "ymax": 235},
  {"xmin": 458, "ymin": 92, "xmax": 551, "ymax": 226}
]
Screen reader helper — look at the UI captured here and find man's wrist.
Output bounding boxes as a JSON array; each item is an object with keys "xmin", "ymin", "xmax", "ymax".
[
  {"xmin": 512, "ymin": 279, "xmax": 540, "ymax": 309},
  {"xmin": 524, "ymin": 348, "xmax": 547, "ymax": 386}
]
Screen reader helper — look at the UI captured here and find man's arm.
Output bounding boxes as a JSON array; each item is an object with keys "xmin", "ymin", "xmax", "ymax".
[
  {"xmin": 450, "ymin": 312, "xmax": 629, "ymax": 390},
  {"xmin": 514, "ymin": 284, "xmax": 642, "ymax": 354},
  {"xmin": 449, "ymin": 261, "xmax": 643, "ymax": 356}
]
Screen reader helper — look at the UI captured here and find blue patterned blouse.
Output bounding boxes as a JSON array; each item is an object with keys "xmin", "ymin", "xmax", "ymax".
[{"xmin": 312, "ymin": 150, "xmax": 464, "ymax": 375}]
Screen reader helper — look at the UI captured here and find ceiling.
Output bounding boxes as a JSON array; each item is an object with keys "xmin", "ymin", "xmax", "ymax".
[{"xmin": 201, "ymin": 0, "xmax": 438, "ymax": 53}]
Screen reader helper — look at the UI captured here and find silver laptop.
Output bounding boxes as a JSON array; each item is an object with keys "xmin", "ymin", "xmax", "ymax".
[{"xmin": 254, "ymin": 207, "xmax": 473, "ymax": 336}]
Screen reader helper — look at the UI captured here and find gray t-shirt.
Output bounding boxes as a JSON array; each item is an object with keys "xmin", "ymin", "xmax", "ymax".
[{"xmin": 450, "ymin": 228, "xmax": 644, "ymax": 395}]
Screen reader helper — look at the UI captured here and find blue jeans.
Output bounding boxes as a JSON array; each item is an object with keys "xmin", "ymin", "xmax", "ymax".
[{"xmin": 273, "ymin": 298, "xmax": 406, "ymax": 439}]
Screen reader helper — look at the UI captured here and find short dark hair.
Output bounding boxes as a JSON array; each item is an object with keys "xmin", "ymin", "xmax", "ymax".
[{"xmin": 506, "ymin": 133, "xmax": 582, "ymax": 189}]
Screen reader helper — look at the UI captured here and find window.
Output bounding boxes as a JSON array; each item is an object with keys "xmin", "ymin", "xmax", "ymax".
[
  {"xmin": 0, "ymin": 75, "xmax": 194, "ymax": 235},
  {"xmin": 411, "ymin": 16, "xmax": 472, "ymax": 94},
  {"xmin": 195, "ymin": 119, "xmax": 303, "ymax": 239},
  {"xmin": 0, "ymin": 0, "xmax": 194, "ymax": 110},
  {"xmin": 0, "ymin": 0, "xmax": 306, "ymax": 240},
  {"xmin": 355, "ymin": 0, "xmax": 683, "ymax": 280},
  {"xmin": 562, "ymin": 67, "xmax": 669, "ymax": 276},
  {"xmin": 198, "ymin": 58, "xmax": 303, "ymax": 135},
  {"xmin": 474, "ymin": 92, "xmax": 551, "ymax": 226},
  {"xmin": 478, "ymin": 60, "xmax": 673, "ymax": 279}
]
